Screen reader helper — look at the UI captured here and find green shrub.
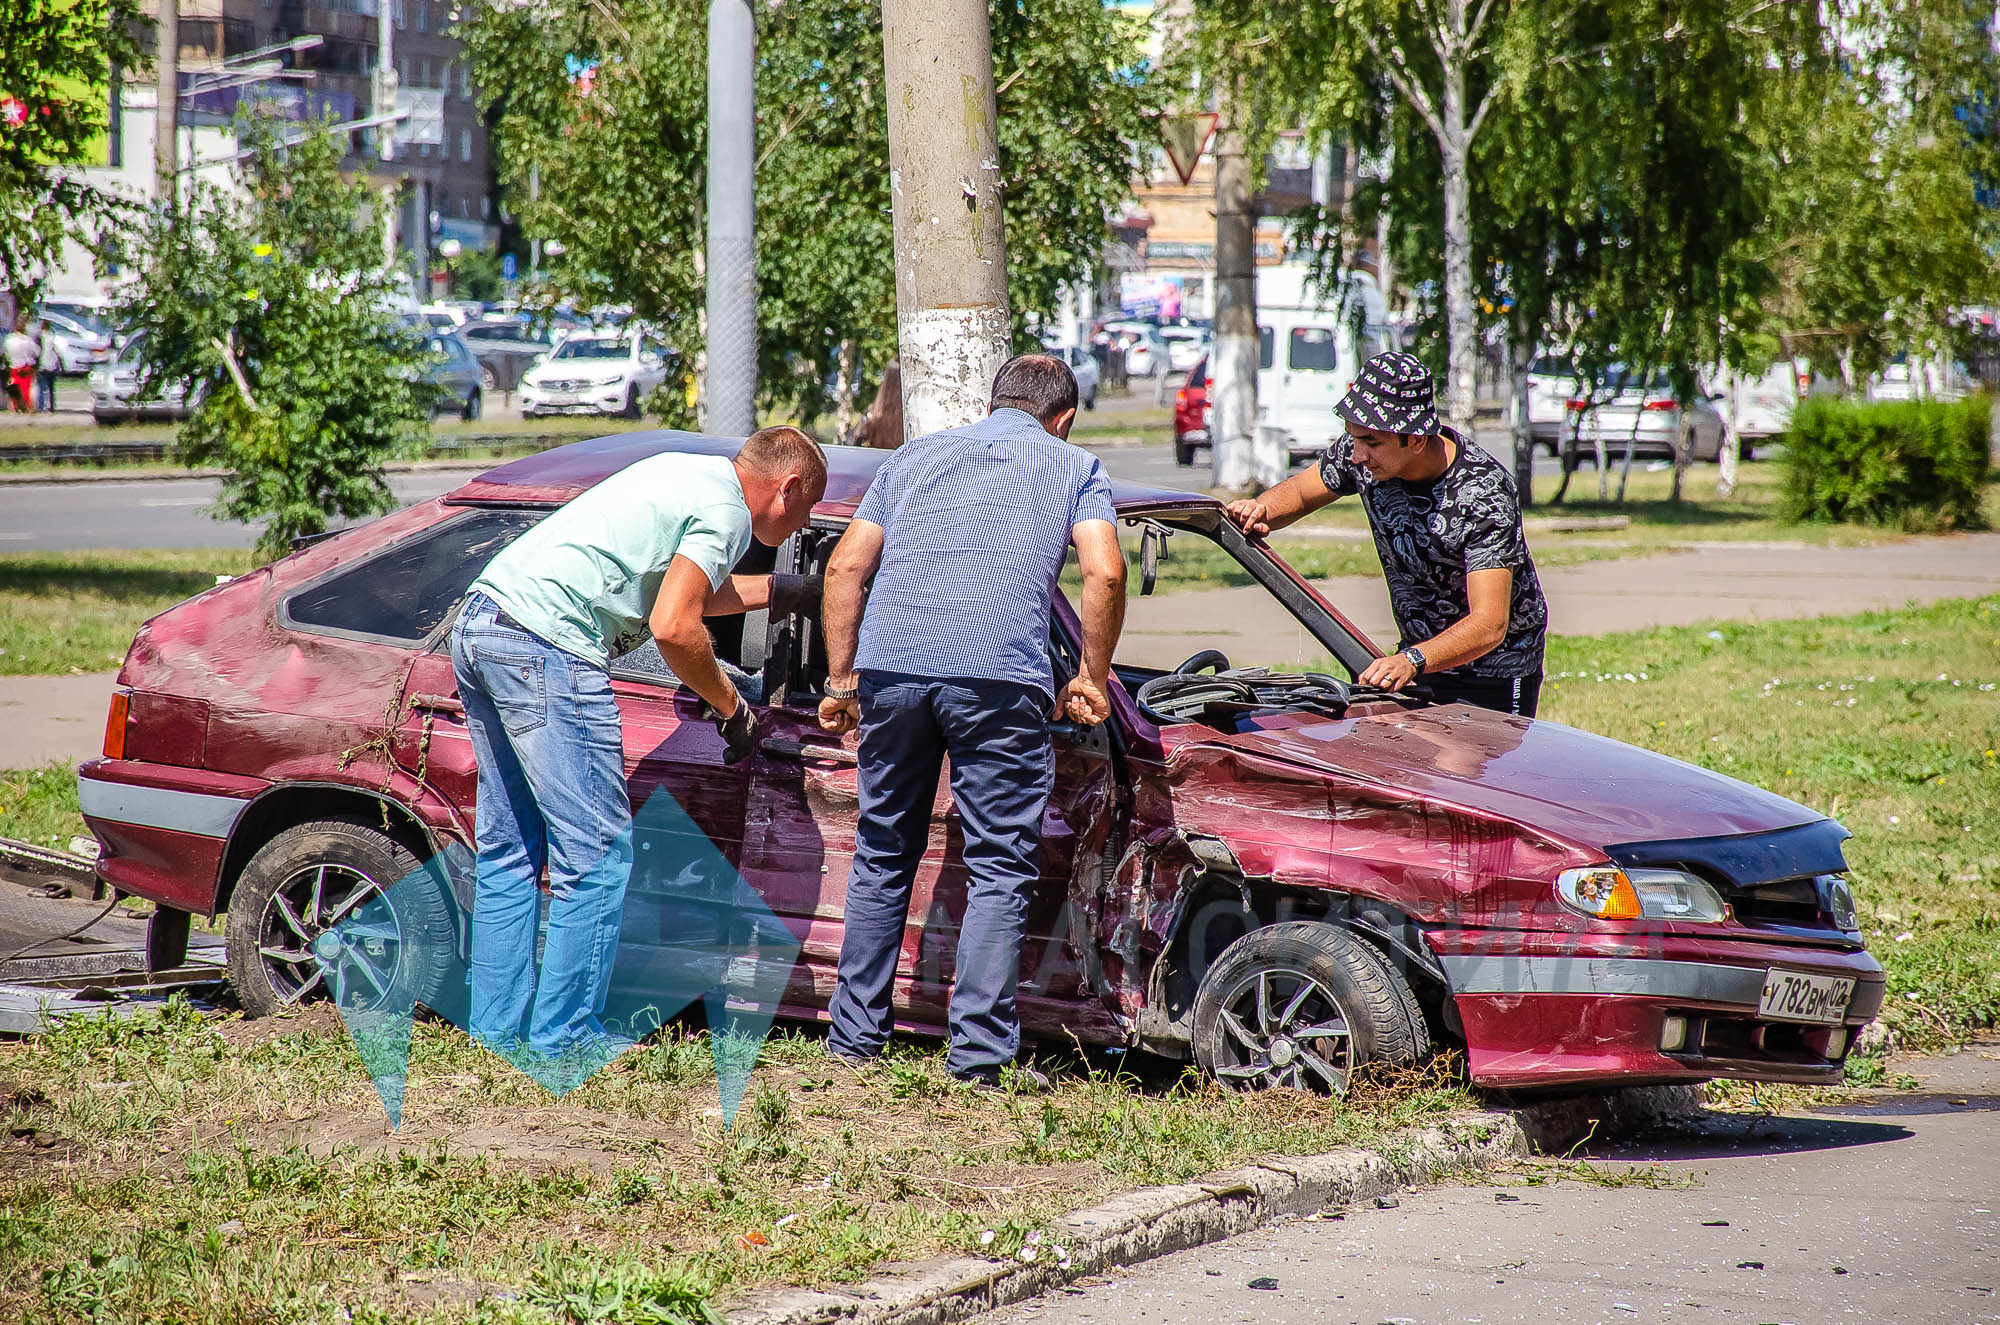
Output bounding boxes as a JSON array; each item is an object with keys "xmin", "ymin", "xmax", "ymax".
[{"xmin": 1780, "ymin": 394, "xmax": 1991, "ymax": 530}]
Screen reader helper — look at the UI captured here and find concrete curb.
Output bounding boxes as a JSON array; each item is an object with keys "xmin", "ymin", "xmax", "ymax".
[{"xmin": 726, "ymin": 1086, "xmax": 1703, "ymax": 1325}]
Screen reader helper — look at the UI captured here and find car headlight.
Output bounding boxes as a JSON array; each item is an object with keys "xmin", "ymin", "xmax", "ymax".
[{"xmin": 1556, "ymin": 866, "xmax": 1729, "ymax": 923}]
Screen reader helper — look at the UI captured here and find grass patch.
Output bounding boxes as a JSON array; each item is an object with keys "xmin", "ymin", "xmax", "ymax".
[
  {"xmin": 1541, "ymin": 594, "xmax": 2000, "ymax": 1048},
  {"xmin": 0, "ymin": 1003, "xmax": 1476, "ymax": 1323},
  {"xmin": 0, "ymin": 548, "xmax": 254, "ymax": 676},
  {"xmin": 0, "ymin": 762, "xmax": 85, "ymax": 852}
]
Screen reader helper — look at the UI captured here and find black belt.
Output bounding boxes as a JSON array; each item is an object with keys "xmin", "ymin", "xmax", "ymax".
[{"xmin": 472, "ymin": 594, "xmax": 535, "ymax": 636}]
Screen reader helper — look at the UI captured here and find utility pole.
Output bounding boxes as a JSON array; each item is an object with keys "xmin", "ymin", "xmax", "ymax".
[
  {"xmin": 1210, "ymin": 91, "xmax": 1257, "ymax": 492},
  {"xmin": 881, "ymin": 0, "xmax": 1011, "ymax": 440},
  {"xmin": 705, "ymin": 0, "xmax": 757, "ymax": 437},
  {"xmin": 376, "ymin": 0, "xmax": 399, "ymax": 270},
  {"xmin": 154, "ymin": 0, "xmax": 178, "ymax": 204}
]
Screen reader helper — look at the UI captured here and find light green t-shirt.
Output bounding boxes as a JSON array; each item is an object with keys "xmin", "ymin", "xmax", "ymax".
[{"xmin": 470, "ymin": 452, "xmax": 753, "ymax": 667}]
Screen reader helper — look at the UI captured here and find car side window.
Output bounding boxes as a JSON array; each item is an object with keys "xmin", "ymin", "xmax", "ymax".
[
  {"xmin": 1258, "ymin": 327, "xmax": 1274, "ymax": 369},
  {"xmin": 283, "ymin": 508, "xmax": 548, "ymax": 645}
]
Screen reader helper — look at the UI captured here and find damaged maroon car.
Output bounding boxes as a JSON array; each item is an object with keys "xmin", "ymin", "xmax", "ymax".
[{"xmin": 78, "ymin": 432, "xmax": 1883, "ymax": 1093}]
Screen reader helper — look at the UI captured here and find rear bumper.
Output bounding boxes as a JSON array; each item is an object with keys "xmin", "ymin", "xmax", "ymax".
[
  {"xmin": 1438, "ymin": 933, "xmax": 1885, "ymax": 1089},
  {"xmin": 77, "ymin": 758, "xmax": 268, "ymax": 914}
]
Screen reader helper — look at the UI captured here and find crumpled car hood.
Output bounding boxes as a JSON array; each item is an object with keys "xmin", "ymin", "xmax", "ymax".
[{"xmin": 1210, "ymin": 703, "xmax": 1823, "ymax": 850}]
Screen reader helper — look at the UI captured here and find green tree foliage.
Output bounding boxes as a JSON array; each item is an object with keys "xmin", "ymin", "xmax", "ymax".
[
  {"xmin": 117, "ymin": 115, "xmax": 440, "ymax": 560},
  {"xmin": 0, "ymin": 0, "xmax": 144, "ymax": 303},
  {"xmin": 457, "ymin": 0, "xmax": 1156, "ymax": 431},
  {"xmin": 1759, "ymin": 4, "xmax": 2000, "ymax": 386}
]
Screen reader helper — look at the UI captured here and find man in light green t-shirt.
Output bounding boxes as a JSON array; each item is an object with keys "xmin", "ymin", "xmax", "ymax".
[{"xmin": 450, "ymin": 426, "xmax": 827, "ymax": 1064}]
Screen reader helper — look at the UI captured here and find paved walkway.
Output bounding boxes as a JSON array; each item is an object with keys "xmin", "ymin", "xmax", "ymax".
[
  {"xmin": 1118, "ymin": 530, "xmax": 2000, "ymax": 670},
  {"xmin": 5, "ymin": 533, "xmax": 1998, "ymax": 771}
]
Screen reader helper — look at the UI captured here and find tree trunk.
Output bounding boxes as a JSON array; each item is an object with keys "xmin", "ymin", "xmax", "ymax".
[
  {"xmin": 1615, "ymin": 409, "xmax": 1638, "ymax": 502},
  {"xmin": 1211, "ymin": 88, "xmax": 1259, "ymax": 493},
  {"xmin": 1507, "ymin": 311, "xmax": 1534, "ymax": 507},
  {"xmin": 1716, "ymin": 365, "xmax": 1742, "ymax": 499},
  {"xmin": 881, "ymin": 0, "xmax": 1011, "ymax": 440},
  {"xmin": 1438, "ymin": 68, "xmax": 1477, "ymax": 437},
  {"xmin": 1669, "ymin": 407, "xmax": 1691, "ymax": 503}
]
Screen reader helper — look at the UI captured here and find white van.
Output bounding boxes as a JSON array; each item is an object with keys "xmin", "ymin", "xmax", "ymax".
[{"xmin": 1254, "ymin": 265, "xmax": 1391, "ymax": 461}]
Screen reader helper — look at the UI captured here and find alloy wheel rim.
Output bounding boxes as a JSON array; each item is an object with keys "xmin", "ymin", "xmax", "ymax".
[
  {"xmin": 256, "ymin": 862, "xmax": 397, "ymax": 1007},
  {"xmin": 1212, "ymin": 965, "xmax": 1354, "ymax": 1094}
]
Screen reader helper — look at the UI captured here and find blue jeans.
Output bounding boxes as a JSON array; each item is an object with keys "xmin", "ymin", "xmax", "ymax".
[
  {"xmin": 827, "ymin": 672, "xmax": 1053, "ymax": 1078},
  {"xmin": 450, "ymin": 592, "xmax": 634, "ymax": 1058}
]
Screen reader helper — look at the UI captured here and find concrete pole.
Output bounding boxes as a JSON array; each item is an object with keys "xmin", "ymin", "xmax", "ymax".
[
  {"xmin": 1210, "ymin": 94, "xmax": 1258, "ymax": 492},
  {"xmin": 377, "ymin": 0, "xmax": 398, "ymax": 270},
  {"xmin": 154, "ymin": 0, "xmax": 178, "ymax": 205},
  {"xmin": 705, "ymin": 0, "xmax": 758, "ymax": 437},
  {"xmin": 882, "ymin": 0, "xmax": 1012, "ymax": 441}
]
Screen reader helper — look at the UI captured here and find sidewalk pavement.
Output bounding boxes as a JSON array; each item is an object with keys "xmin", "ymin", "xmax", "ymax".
[
  {"xmin": 1118, "ymin": 529, "xmax": 2000, "ymax": 670},
  {"xmin": 5, "ymin": 532, "xmax": 1999, "ymax": 771}
]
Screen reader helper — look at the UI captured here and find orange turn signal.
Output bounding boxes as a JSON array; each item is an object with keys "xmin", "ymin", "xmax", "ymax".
[
  {"xmin": 1556, "ymin": 866, "xmax": 1644, "ymax": 920},
  {"xmin": 103, "ymin": 690, "xmax": 130, "ymax": 761}
]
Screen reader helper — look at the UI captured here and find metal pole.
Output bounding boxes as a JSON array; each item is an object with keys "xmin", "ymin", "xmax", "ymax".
[
  {"xmin": 1210, "ymin": 94, "xmax": 1258, "ymax": 491},
  {"xmin": 882, "ymin": 0, "xmax": 1012, "ymax": 441},
  {"xmin": 154, "ymin": 0, "xmax": 178, "ymax": 204},
  {"xmin": 705, "ymin": 0, "xmax": 758, "ymax": 436},
  {"xmin": 377, "ymin": 0, "xmax": 399, "ymax": 270}
]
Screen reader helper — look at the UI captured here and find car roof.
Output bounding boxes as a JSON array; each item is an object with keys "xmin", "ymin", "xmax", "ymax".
[{"xmin": 447, "ymin": 429, "xmax": 1222, "ymax": 518}]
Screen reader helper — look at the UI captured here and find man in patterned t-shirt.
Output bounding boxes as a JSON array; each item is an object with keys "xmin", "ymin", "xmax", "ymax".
[{"xmin": 1225, "ymin": 351, "xmax": 1549, "ymax": 715}]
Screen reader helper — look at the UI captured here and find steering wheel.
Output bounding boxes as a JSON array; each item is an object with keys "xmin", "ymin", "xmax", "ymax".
[{"xmin": 1173, "ymin": 648, "xmax": 1231, "ymax": 675}]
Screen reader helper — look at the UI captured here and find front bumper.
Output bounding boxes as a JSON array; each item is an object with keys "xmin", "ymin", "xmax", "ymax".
[
  {"xmin": 1437, "ymin": 931, "xmax": 1885, "ymax": 1088},
  {"xmin": 521, "ymin": 382, "xmax": 628, "ymax": 414}
]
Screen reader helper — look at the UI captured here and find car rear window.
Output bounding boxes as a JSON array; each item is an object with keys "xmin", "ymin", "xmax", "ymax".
[
  {"xmin": 1289, "ymin": 327, "xmax": 1338, "ymax": 372},
  {"xmin": 284, "ymin": 508, "xmax": 547, "ymax": 645}
]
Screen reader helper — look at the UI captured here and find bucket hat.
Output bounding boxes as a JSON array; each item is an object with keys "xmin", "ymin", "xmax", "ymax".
[{"xmin": 1335, "ymin": 350, "xmax": 1439, "ymax": 436}]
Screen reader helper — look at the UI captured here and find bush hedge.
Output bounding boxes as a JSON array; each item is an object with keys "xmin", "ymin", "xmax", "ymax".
[{"xmin": 1780, "ymin": 394, "xmax": 1992, "ymax": 531}]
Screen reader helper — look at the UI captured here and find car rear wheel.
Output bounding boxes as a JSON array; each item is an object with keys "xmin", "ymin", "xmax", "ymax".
[
  {"xmin": 479, "ymin": 364, "xmax": 497, "ymax": 391},
  {"xmin": 1192, "ymin": 921, "xmax": 1430, "ymax": 1095},
  {"xmin": 225, "ymin": 818, "xmax": 457, "ymax": 1019},
  {"xmin": 621, "ymin": 384, "xmax": 641, "ymax": 419},
  {"xmin": 463, "ymin": 388, "xmax": 482, "ymax": 422}
]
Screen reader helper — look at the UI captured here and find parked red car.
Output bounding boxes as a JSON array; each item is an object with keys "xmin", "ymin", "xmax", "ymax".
[
  {"xmin": 79, "ymin": 432, "xmax": 1882, "ymax": 1093},
  {"xmin": 1173, "ymin": 356, "xmax": 1210, "ymax": 467}
]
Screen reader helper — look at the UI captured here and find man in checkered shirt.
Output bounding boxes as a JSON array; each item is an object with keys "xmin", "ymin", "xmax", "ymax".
[{"xmin": 815, "ymin": 354, "xmax": 1128, "ymax": 1089}]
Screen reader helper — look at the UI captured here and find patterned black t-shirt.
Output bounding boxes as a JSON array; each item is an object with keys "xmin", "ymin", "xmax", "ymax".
[{"xmin": 1317, "ymin": 427, "xmax": 1547, "ymax": 678}]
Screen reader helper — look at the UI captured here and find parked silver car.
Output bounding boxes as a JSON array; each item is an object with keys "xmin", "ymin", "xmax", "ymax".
[
  {"xmin": 1564, "ymin": 366, "xmax": 1730, "ymax": 464},
  {"xmin": 90, "ymin": 332, "xmax": 199, "ymax": 422}
]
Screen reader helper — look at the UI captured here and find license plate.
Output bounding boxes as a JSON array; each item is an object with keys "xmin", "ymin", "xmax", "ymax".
[{"xmin": 1758, "ymin": 969, "xmax": 1854, "ymax": 1024}]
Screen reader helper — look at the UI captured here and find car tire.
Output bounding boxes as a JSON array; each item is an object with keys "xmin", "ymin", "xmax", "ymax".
[
  {"xmin": 1191, "ymin": 921, "xmax": 1430, "ymax": 1095},
  {"xmin": 1174, "ymin": 438, "xmax": 1196, "ymax": 466},
  {"xmin": 1084, "ymin": 388, "xmax": 1097, "ymax": 411},
  {"xmin": 1738, "ymin": 439, "xmax": 1755, "ymax": 462},
  {"xmin": 225, "ymin": 817, "xmax": 457, "ymax": 1020},
  {"xmin": 621, "ymin": 385, "xmax": 641, "ymax": 419},
  {"xmin": 463, "ymin": 388, "xmax": 482, "ymax": 422}
]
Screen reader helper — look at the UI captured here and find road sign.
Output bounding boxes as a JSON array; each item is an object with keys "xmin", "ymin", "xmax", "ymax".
[
  {"xmin": 395, "ymin": 88, "xmax": 445, "ymax": 146},
  {"xmin": 1160, "ymin": 112, "xmax": 1219, "ymax": 187},
  {"xmin": 502, "ymin": 252, "xmax": 517, "ymax": 282}
]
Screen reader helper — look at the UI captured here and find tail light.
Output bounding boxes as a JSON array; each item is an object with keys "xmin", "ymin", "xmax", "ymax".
[
  {"xmin": 1175, "ymin": 388, "xmax": 1188, "ymax": 405},
  {"xmin": 103, "ymin": 690, "xmax": 130, "ymax": 760},
  {"xmin": 1642, "ymin": 400, "xmax": 1677, "ymax": 412},
  {"xmin": 1565, "ymin": 399, "xmax": 1588, "ymax": 411}
]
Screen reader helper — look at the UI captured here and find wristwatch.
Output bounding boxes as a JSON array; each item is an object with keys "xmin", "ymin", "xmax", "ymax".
[
  {"xmin": 1400, "ymin": 646, "xmax": 1427, "ymax": 676},
  {"xmin": 823, "ymin": 682, "xmax": 860, "ymax": 701}
]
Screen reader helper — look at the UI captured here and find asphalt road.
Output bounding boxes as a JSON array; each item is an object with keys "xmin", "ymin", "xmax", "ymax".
[{"xmin": 991, "ymin": 1041, "xmax": 2000, "ymax": 1325}]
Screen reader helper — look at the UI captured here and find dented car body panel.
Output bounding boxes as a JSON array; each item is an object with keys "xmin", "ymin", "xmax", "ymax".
[{"xmin": 80, "ymin": 430, "xmax": 1882, "ymax": 1090}]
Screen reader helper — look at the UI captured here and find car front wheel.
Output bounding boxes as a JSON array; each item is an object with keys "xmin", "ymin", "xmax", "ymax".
[
  {"xmin": 224, "ymin": 818, "xmax": 457, "ymax": 1019},
  {"xmin": 1192, "ymin": 921, "xmax": 1430, "ymax": 1095},
  {"xmin": 463, "ymin": 388, "xmax": 482, "ymax": 422}
]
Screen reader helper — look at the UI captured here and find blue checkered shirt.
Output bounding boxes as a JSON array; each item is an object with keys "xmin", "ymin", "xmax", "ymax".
[{"xmin": 852, "ymin": 407, "xmax": 1117, "ymax": 697}]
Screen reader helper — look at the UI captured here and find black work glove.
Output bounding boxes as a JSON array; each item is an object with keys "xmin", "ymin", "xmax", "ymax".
[
  {"xmin": 768, "ymin": 572, "xmax": 823, "ymax": 618},
  {"xmin": 715, "ymin": 699, "xmax": 757, "ymax": 765}
]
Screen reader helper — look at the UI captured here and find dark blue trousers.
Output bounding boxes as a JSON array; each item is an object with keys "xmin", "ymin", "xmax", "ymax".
[{"xmin": 827, "ymin": 671, "xmax": 1053, "ymax": 1078}]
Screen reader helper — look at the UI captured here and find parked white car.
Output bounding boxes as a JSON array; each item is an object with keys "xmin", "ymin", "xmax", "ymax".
[
  {"xmin": 1524, "ymin": 354, "xmax": 1586, "ymax": 455},
  {"xmin": 1049, "ymin": 344, "xmax": 1100, "ymax": 409},
  {"xmin": 1254, "ymin": 264, "xmax": 1391, "ymax": 462},
  {"xmin": 1868, "ymin": 352, "xmax": 1973, "ymax": 403},
  {"xmin": 36, "ymin": 309, "xmax": 114, "ymax": 374},
  {"xmin": 1103, "ymin": 322, "xmax": 1170, "ymax": 377},
  {"xmin": 1564, "ymin": 366, "xmax": 1730, "ymax": 463},
  {"xmin": 1159, "ymin": 326, "xmax": 1210, "ymax": 374},
  {"xmin": 518, "ymin": 330, "xmax": 672, "ymax": 418}
]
